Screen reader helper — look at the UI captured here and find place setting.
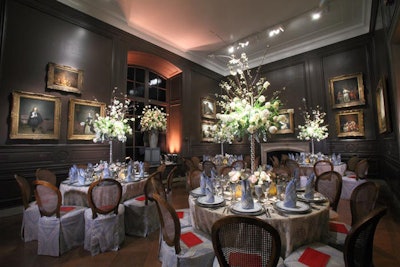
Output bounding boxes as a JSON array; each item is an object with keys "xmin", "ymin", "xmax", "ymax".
[{"xmin": 273, "ymin": 179, "xmax": 312, "ymax": 215}]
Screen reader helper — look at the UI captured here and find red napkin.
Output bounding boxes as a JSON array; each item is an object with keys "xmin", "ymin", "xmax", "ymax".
[
  {"xmin": 60, "ymin": 206, "xmax": 75, "ymax": 212},
  {"xmin": 177, "ymin": 211, "xmax": 184, "ymax": 219},
  {"xmin": 329, "ymin": 222, "xmax": 349, "ymax": 234},
  {"xmin": 229, "ymin": 252, "xmax": 262, "ymax": 267},
  {"xmin": 347, "ymin": 174, "xmax": 357, "ymax": 179},
  {"xmin": 298, "ymin": 247, "xmax": 331, "ymax": 267},
  {"xmin": 99, "ymin": 205, "xmax": 115, "ymax": 211},
  {"xmin": 135, "ymin": 195, "xmax": 146, "ymax": 201},
  {"xmin": 180, "ymin": 232, "xmax": 203, "ymax": 248}
]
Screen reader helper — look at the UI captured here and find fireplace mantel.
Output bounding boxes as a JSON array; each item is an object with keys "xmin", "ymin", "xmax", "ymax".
[{"xmin": 261, "ymin": 141, "xmax": 310, "ymax": 165}]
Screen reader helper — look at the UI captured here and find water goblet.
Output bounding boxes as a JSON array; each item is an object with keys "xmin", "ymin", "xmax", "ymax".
[{"xmin": 254, "ymin": 185, "xmax": 263, "ymax": 203}]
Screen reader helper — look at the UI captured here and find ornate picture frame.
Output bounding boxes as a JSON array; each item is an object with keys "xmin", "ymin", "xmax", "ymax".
[
  {"xmin": 335, "ymin": 109, "xmax": 365, "ymax": 137},
  {"xmin": 10, "ymin": 91, "xmax": 61, "ymax": 139},
  {"xmin": 376, "ymin": 76, "xmax": 390, "ymax": 134},
  {"xmin": 68, "ymin": 99, "xmax": 106, "ymax": 140},
  {"xmin": 201, "ymin": 97, "xmax": 216, "ymax": 119},
  {"xmin": 47, "ymin": 62, "xmax": 83, "ymax": 94},
  {"xmin": 329, "ymin": 73, "xmax": 365, "ymax": 109},
  {"xmin": 201, "ymin": 120, "xmax": 215, "ymax": 142},
  {"xmin": 277, "ymin": 108, "xmax": 294, "ymax": 134}
]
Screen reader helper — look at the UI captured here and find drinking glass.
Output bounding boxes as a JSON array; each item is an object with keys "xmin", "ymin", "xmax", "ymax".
[{"xmin": 254, "ymin": 185, "xmax": 263, "ymax": 203}]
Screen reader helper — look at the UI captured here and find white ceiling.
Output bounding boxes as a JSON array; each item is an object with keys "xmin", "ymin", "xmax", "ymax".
[{"xmin": 57, "ymin": 0, "xmax": 372, "ymax": 76}]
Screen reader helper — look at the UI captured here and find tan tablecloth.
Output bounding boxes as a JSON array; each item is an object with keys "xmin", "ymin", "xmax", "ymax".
[
  {"xmin": 60, "ymin": 177, "xmax": 148, "ymax": 207},
  {"xmin": 189, "ymin": 195, "xmax": 329, "ymax": 258}
]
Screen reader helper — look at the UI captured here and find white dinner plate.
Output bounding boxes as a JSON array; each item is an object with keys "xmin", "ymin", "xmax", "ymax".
[
  {"xmin": 231, "ymin": 202, "xmax": 263, "ymax": 214},
  {"xmin": 274, "ymin": 200, "xmax": 311, "ymax": 214},
  {"xmin": 190, "ymin": 187, "xmax": 205, "ymax": 197},
  {"xmin": 297, "ymin": 192, "xmax": 327, "ymax": 203},
  {"xmin": 197, "ymin": 195, "xmax": 224, "ymax": 206}
]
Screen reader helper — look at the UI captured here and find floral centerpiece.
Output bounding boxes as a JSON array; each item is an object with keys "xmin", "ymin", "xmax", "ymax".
[
  {"xmin": 204, "ymin": 121, "xmax": 235, "ymax": 155},
  {"xmin": 297, "ymin": 98, "xmax": 328, "ymax": 154},
  {"xmin": 216, "ymin": 52, "xmax": 286, "ymax": 172},
  {"xmin": 93, "ymin": 87, "xmax": 133, "ymax": 163},
  {"xmin": 139, "ymin": 105, "xmax": 168, "ymax": 148}
]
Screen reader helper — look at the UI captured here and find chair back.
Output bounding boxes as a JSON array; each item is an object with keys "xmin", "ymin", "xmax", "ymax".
[
  {"xmin": 14, "ymin": 174, "xmax": 32, "ymax": 209},
  {"xmin": 166, "ymin": 166, "xmax": 178, "ymax": 194},
  {"xmin": 153, "ymin": 193, "xmax": 181, "ymax": 254},
  {"xmin": 33, "ymin": 180, "xmax": 62, "ymax": 218},
  {"xmin": 87, "ymin": 179, "xmax": 122, "ymax": 219},
  {"xmin": 220, "ymin": 166, "xmax": 233, "ymax": 177},
  {"xmin": 203, "ymin": 160, "xmax": 216, "ymax": 176},
  {"xmin": 157, "ymin": 163, "xmax": 167, "ymax": 174},
  {"xmin": 313, "ymin": 160, "xmax": 334, "ymax": 177},
  {"xmin": 231, "ymin": 160, "xmax": 246, "ymax": 171},
  {"xmin": 355, "ymin": 159, "xmax": 369, "ymax": 179},
  {"xmin": 189, "ymin": 169, "xmax": 202, "ymax": 190},
  {"xmin": 347, "ymin": 156, "xmax": 360, "ymax": 172},
  {"xmin": 350, "ymin": 181, "xmax": 379, "ymax": 226},
  {"xmin": 36, "ymin": 168, "xmax": 57, "ymax": 186},
  {"xmin": 344, "ymin": 206, "xmax": 387, "ymax": 267},
  {"xmin": 144, "ymin": 171, "xmax": 166, "ymax": 204},
  {"xmin": 212, "ymin": 215, "xmax": 281, "ymax": 267},
  {"xmin": 315, "ymin": 171, "xmax": 342, "ymax": 211},
  {"xmin": 191, "ymin": 156, "xmax": 201, "ymax": 168},
  {"xmin": 285, "ymin": 159, "xmax": 300, "ymax": 177}
]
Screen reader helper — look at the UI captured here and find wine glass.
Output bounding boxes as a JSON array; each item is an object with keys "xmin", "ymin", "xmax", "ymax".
[{"xmin": 254, "ymin": 185, "xmax": 263, "ymax": 203}]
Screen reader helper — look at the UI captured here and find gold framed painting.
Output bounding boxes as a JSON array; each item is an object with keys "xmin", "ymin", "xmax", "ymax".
[
  {"xmin": 47, "ymin": 62, "xmax": 83, "ymax": 94},
  {"xmin": 201, "ymin": 97, "xmax": 216, "ymax": 119},
  {"xmin": 10, "ymin": 91, "xmax": 61, "ymax": 139},
  {"xmin": 68, "ymin": 99, "xmax": 106, "ymax": 140},
  {"xmin": 335, "ymin": 109, "xmax": 365, "ymax": 137},
  {"xmin": 329, "ymin": 73, "xmax": 365, "ymax": 109},
  {"xmin": 201, "ymin": 120, "xmax": 215, "ymax": 142},
  {"xmin": 277, "ymin": 108, "xmax": 294, "ymax": 134},
  {"xmin": 376, "ymin": 76, "xmax": 390, "ymax": 134}
]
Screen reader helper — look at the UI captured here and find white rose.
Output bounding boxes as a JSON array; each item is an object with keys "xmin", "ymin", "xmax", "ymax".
[{"xmin": 269, "ymin": 126, "xmax": 278, "ymax": 134}]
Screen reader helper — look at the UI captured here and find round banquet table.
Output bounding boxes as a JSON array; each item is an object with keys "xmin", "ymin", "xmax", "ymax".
[
  {"xmin": 298, "ymin": 162, "xmax": 347, "ymax": 176},
  {"xmin": 59, "ymin": 176, "xmax": 149, "ymax": 207},
  {"xmin": 189, "ymin": 194, "xmax": 329, "ymax": 258}
]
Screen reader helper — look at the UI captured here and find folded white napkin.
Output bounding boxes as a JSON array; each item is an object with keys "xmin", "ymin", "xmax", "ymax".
[
  {"xmin": 304, "ymin": 173, "xmax": 315, "ymax": 199},
  {"xmin": 283, "ymin": 179, "xmax": 297, "ymax": 208}
]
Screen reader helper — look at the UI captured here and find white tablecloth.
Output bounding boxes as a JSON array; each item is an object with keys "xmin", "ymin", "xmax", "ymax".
[
  {"xmin": 189, "ymin": 195, "xmax": 329, "ymax": 258},
  {"xmin": 298, "ymin": 162, "xmax": 347, "ymax": 176}
]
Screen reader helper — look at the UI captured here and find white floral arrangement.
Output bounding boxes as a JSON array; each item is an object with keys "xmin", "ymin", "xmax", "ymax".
[
  {"xmin": 206, "ymin": 121, "xmax": 236, "ymax": 144},
  {"xmin": 216, "ymin": 53, "xmax": 286, "ymax": 142},
  {"xmin": 93, "ymin": 88, "xmax": 133, "ymax": 143},
  {"xmin": 297, "ymin": 99, "xmax": 329, "ymax": 142},
  {"xmin": 139, "ymin": 105, "xmax": 168, "ymax": 132},
  {"xmin": 249, "ymin": 170, "xmax": 272, "ymax": 185}
]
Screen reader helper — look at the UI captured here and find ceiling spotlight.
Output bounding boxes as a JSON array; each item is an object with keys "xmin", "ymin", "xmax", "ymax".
[
  {"xmin": 268, "ymin": 26, "xmax": 284, "ymax": 37},
  {"xmin": 311, "ymin": 11, "xmax": 321, "ymax": 20},
  {"xmin": 228, "ymin": 46, "xmax": 235, "ymax": 54}
]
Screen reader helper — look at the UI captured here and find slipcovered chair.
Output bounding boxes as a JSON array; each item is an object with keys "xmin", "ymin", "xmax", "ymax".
[
  {"xmin": 315, "ymin": 171, "xmax": 342, "ymax": 220},
  {"xmin": 328, "ymin": 181, "xmax": 380, "ymax": 250},
  {"xmin": 166, "ymin": 166, "xmax": 178, "ymax": 198},
  {"xmin": 123, "ymin": 171, "xmax": 161, "ymax": 237},
  {"xmin": 84, "ymin": 179, "xmax": 125, "ymax": 255},
  {"xmin": 153, "ymin": 193, "xmax": 215, "ymax": 267},
  {"xmin": 284, "ymin": 207, "xmax": 387, "ymax": 267},
  {"xmin": 35, "ymin": 168, "xmax": 57, "ymax": 186},
  {"xmin": 33, "ymin": 180, "xmax": 85, "ymax": 256},
  {"xmin": 14, "ymin": 174, "xmax": 40, "ymax": 242},
  {"xmin": 212, "ymin": 215, "xmax": 283, "ymax": 267},
  {"xmin": 314, "ymin": 160, "xmax": 334, "ymax": 177}
]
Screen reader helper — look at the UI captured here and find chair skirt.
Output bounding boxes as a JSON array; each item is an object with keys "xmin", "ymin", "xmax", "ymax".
[
  {"xmin": 124, "ymin": 198, "xmax": 159, "ymax": 237},
  {"xmin": 21, "ymin": 203, "xmax": 40, "ymax": 242},
  {"xmin": 37, "ymin": 207, "xmax": 85, "ymax": 256},
  {"xmin": 84, "ymin": 204, "xmax": 125, "ymax": 256},
  {"xmin": 159, "ymin": 227, "xmax": 215, "ymax": 267}
]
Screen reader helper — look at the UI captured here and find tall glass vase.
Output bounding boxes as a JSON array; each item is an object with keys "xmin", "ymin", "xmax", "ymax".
[
  {"xmin": 240, "ymin": 179, "xmax": 254, "ymax": 209},
  {"xmin": 310, "ymin": 138, "xmax": 315, "ymax": 155},
  {"xmin": 250, "ymin": 134, "xmax": 256, "ymax": 173},
  {"xmin": 220, "ymin": 142, "xmax": 224, "ymax": 155},
  {"xmin": 109, "ymin": 140, "xmax": 113, "ymax": 163}
]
